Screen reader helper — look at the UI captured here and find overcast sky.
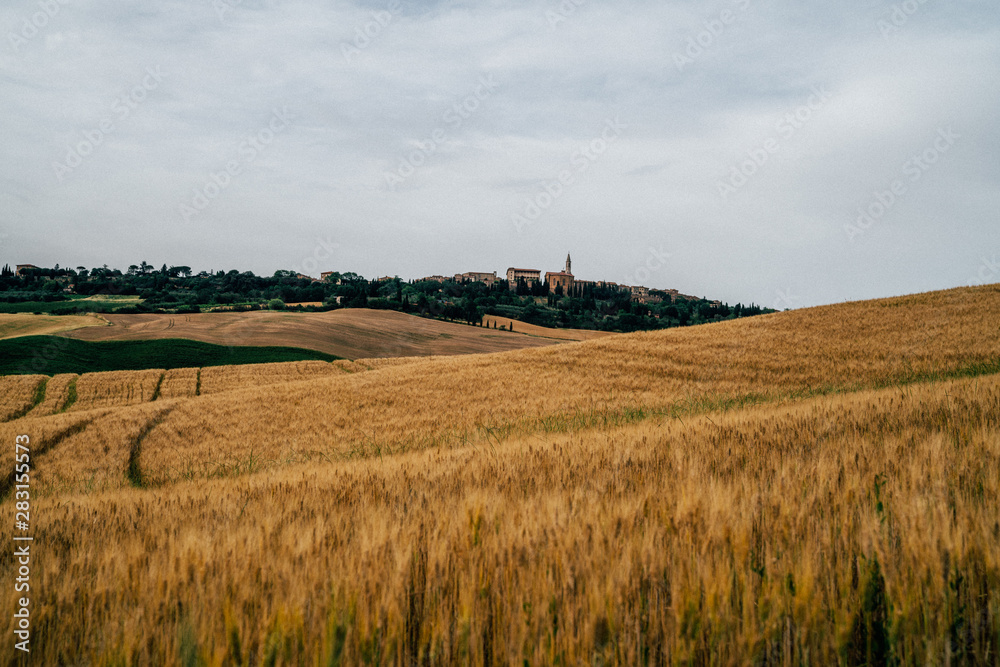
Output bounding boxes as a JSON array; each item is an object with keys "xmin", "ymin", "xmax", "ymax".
[{"xmin": 2, "ymin": 0, "xmax": 997, "ymax": 308}]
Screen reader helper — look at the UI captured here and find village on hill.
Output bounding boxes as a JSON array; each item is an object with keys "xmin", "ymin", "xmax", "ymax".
[
  {"xmin": 3, "ymin": 257, "xmax": 768, "ymax": 333},
  {"xmin": 315, "ymin": 253, "xmax": 720, "ymax": 309}
]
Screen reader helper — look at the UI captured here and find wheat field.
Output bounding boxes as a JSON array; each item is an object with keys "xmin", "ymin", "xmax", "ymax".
[
  {"xmin": 1, "ymin": 285, "xmax": 998, "ymax": 664},
  {"xmin": 0, "ymin": 374, "xmax": 45, "ymax": 422}
]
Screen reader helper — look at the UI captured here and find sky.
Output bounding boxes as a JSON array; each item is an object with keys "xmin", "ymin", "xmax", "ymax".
[{"xmin": 1, "ymin": 0, "xmax": 998, "ymax": 309}]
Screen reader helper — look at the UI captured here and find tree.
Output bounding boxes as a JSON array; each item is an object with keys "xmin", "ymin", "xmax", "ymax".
[
  {"xmin": 522, "ymin": 302, "xmax": 543, "ymax": 325},
  {"xmin": 461, "ymin": 297, "xmax": 478, "ymax": 324}
]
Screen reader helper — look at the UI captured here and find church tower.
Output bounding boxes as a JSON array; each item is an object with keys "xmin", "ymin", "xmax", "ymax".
[{"xmin": 565, "ymin": 253, "xmax": 572, "ymax": 275}]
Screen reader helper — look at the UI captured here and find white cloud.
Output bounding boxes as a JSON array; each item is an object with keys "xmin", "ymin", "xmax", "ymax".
[{"xmin": 1, "ymin": 0, "xmax": 998, "ymax": 308}]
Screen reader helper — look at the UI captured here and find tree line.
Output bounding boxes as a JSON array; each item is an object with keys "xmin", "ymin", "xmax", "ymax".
[{"xmin": 0, "ymin": 264, "xmax": 774, "ymax": 332}]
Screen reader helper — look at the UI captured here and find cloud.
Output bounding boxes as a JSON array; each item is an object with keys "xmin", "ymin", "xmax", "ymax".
[{"xmin": 1, "ymin": 0, "xmax": 998, "ymax": 308}]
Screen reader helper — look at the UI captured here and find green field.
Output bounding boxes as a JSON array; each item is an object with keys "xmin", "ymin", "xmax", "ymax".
[{"xmin": 0, "ymin": 336, "xmax": 341, "ymax": 375}]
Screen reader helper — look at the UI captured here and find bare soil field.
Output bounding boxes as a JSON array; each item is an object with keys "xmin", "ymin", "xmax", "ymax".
[{"xmin": 60, "ymin": 309, "xmax": 592, "ymax": 359}]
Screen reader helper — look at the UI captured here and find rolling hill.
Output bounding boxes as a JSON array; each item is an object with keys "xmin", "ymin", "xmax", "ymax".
[
  {"xmin": 59, "ymin": 308, "xmax": 611, "ymax": 358},
  {"xmin": 1, "ymin": 284, "xmax": 998, "ymax": 664},
  {"xmin": 0, "ymin": 312, "xmax": 105, "ymax": 339}
]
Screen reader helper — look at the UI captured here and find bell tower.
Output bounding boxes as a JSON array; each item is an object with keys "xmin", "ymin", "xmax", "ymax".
[{"xmin": 565, "ymin": 253, "xmax": 572, "ymax": 275}]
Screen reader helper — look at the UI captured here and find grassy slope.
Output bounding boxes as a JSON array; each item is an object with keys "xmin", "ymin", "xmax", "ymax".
[
  {"xmin": 0, "ymin": 296, "xmax": 140, "ymax": 314},
  {"xmin": 480, "ymin": 314, "xmax": 614, "ymax": 341},
  {"xmin": 0, "ymin": 335, "xmax": 340, "ymax": 375},
  {"xmin": 130, "ymin": 284, "xmax": 1000, "ymax": 469},
  {"xmin": 1, "ymin": 284, "xmax": 998, "ymax": 663},
  {"xmin": 5, "ymin": 284, "xmax": 1000, "ymax": 461}
]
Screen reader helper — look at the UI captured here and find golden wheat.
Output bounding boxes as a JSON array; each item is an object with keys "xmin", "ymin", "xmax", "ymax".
[
  {"xmin": 158, "ymin": 368, "xmax": 200, "ymax": 400},
  {"xmin": 2, "ymin": 374, "xmax": 997, "ymax": 664},
  {"xmin": 0, "ymin": 285, "xmax": 998, "ymax": 664},
  {"xmin": 332, "ymin": 359, "xmax": 372, "ymax": 374},
  {"xmin": 122, "ymin": 285, "xmax": 1000, "ymax": 482},
  {"xmin": 197, "ymin": 361, "xmax": 343, "ymax": 396},
  {"xmin": 25, "ymin": 373, "xmax": 78, "ymax": 417},
  {"xmin": 68, "ymin": 369, "xmax": 165, "ymax": 412},
  {"xmin": 355, "ymin": 357, "xmax": 426, "ymax": 371},
  {"xmin": 0, "ymin": 374, "xmax": 45, "ymax": 422}
]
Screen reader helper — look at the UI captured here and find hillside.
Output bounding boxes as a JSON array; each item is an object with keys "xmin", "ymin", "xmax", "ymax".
[
  {"xmin": 1, "ymin": 284, "xmax": 998, "ymax": 664},
  {"xmin": 0, "ymin": 312, "xmax": 105, "ymax": 339},
  {"xmin": 4, "ymin": 264, "xmax": 761, "ymax": 332},
  {"xmin": 480, "ymin": 314, "xmax": 613, "ymax": 341},
  {"xmin": 58, "ymin": 308, "xmax": 604, "ymax": 358}
]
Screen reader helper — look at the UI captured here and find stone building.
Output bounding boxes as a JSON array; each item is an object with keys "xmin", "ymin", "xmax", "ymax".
[
  {"xmin": 455, "ymin": 271, "xmax": 497, "ymax": 286},
  {"xmin": 506, "ymin": 267, "xmax": 541, "ymax": 289},
  {"xmin": 545, "ymin": 253, "xmax": 575, "ymax": 295}
]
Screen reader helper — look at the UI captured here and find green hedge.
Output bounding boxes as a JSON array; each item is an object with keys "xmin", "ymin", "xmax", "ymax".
[{"xmin": 0, "ymin": 336, "xmax": 341, "ymax": 375}]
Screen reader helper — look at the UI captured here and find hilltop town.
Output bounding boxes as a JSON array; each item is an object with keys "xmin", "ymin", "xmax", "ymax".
[
  {"xmin": 2, "ymin": 258, "xmax": 769, "ymax": 332},
  {"xmin": 406, "ymin": 254, "xmax": 722, "ymax": 308}
]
